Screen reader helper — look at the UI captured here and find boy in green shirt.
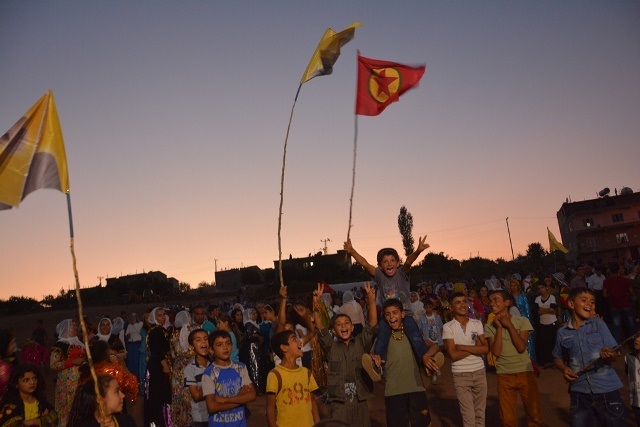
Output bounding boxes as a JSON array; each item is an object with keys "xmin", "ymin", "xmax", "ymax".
[{"xmin": 484, "ymin": 290, "xmax": 542, "ymax": 427}]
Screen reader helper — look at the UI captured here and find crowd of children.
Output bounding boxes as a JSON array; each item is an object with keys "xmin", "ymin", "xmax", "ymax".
[{"xmin": 0, "ymin": 248, "xmax": 639, "ymax": 426}]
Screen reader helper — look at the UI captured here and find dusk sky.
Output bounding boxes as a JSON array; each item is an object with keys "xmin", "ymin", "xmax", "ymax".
[{"xmin": 1, "ymin": 1, "xmax": 638, "ymax": 301}]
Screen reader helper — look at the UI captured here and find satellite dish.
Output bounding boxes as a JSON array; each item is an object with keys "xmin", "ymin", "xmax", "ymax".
[
  {"xmin": 598, "ymin": 188, "xmax": 610, "ymax": 197},
  {"xmin": 620, "ymin": 187, "xmax": 633, "ymax": 195}
]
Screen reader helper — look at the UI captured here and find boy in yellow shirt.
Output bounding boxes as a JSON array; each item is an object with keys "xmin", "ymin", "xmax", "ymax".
[{"xmin": 266, "ymin": 328, "xmax": 319, "ymax": 427}]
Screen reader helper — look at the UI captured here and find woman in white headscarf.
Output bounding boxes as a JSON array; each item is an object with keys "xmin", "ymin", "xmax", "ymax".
[
  {"xmin": 95, "ymin": 317, "xmax": 126, "ymax": 353},
  {"xmin": 241, "ymin": 308, "xmax": 267, "ymax": 393},
  {"xmin": 409, "ymin": 291, "xmax": 425, "ymax": 321},
  {"xmin": 170, "ymin": 310, "xmax": 193, "ymax": 426},
  {"xmin": 339, "ymin": 290, "xmax": 365, "ymax": 336},
  {"xmin": 144, "ymin": 308, "xmax": 171, "ymax": 427},
  {"xmin": 50, "ymin": 318, "xmax": 86, "ymax": 426}
]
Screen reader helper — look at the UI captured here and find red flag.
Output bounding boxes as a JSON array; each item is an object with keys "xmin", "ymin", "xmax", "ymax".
[{"xmin": 356, "ymin": 54, "xmax": 426, "ymax": 116}]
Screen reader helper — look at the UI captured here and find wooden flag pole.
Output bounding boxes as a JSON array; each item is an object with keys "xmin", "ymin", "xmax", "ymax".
[
  {"xmin": 575, "ymin": 330, "xmax": 640, "ymax": 377},
  {"xmin": 67, "ymin": 193, "xmax": 106, "ymax": 419},
  {"xmin": 345, "ymin": 114, "xmax": 359, "ymax": 259},
  {"xmin": 277, "ymin": 83, "xmax": 302, "ymax": 288}
]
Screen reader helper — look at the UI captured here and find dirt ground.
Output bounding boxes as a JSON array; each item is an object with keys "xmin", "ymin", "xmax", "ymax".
[{"xmin": 4, "ymin": 304, "xmax": 637, "ymax": 426}]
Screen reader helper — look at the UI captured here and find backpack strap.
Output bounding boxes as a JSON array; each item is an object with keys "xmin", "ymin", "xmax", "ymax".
[{"xmin": 270, "ymin": 368, "xmax": 283, "ymax": 395}]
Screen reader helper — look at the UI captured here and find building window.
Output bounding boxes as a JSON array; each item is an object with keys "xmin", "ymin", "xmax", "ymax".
[
  {"xmin": 616, "ymin": 233, "xmax": 629, "ymax": 243},
  {"xmin": 586, "ymin": 237, "xmax": 598, "ymax": 248},
  {"xmin": 583, "ymin": 218, "xmax": 594, "ymax": 228},
  {"xmin": 612, "ymin": 213, "xmax": 624, "ymax": 223}
]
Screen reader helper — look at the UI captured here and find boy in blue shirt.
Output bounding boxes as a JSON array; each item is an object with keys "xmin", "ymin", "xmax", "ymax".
[
  {"xmin": 202, "ymin": 330, "xmax": 256, "ymax": 427},
  {"xmin": 344, "ymin": 237, "xmax": 434, "ymax": 381},
  {"xmin": 553, "ymin": 287, "xmax": 626, "ymax": 426}
]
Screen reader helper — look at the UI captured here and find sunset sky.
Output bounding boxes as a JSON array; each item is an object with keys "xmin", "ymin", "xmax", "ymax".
[{"xmin": 1, "ymin": 1, "xmax": 638, "ymax": 301}]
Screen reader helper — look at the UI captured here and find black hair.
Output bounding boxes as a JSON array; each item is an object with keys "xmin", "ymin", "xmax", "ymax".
[
  {"xmin": 382, "ymin": 298, "xmax": 403, "ymax": 312},
  {"xmin": 208, "ymin": 330, "xmax": 231, "ymax": 347},
  {"xmin": 2, "ymin": 363, "xmax": 49, "ymax": 405},
  {"xmin": 0, "ymin": 329, "xmax": 14, "ymax": 358},
  {"xmin": 207, "ymin": 304, "xmax": 219, "ymax": 312},
  {"xmin": 568, "ymin": 286, "xmax": 595, "ymax": 302},
  {"xmin": 66, "ymin": 375, "xmax": 115, "ymax": 427},
  {"xmin": 188, "ymin": 328, "xmax": 208, "ymax": 345},
  {"xmin": 330, "ymin": 313, "xmax": 352, "ymax": 329},
  {"xmin": 449, "ymin": 292, "xmax": 467, "ymax": 304},
  {"xmin": 376, "ymin": 248, "xmax": 400, "ymax": 264},
  {"xmin": 194, "ymin": 304, "xmax": 205, "ymax": 311},
  {"xmin": 270, "ymin": 330, "xmax": 296, "ymax": 359},
  {"xmin": 488, "ymin": 290, "xmax": 513, "ymax": 307}
]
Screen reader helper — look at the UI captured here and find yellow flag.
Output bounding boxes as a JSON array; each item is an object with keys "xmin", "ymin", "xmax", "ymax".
[
  {"xmin": 548, "ymin": 228, "xmax": 569, "ymax": 253},
  {"xmin": 0, "ymin": 91, "xmax": 69, "ymax": 210},
  {"xmin": 300, "ymin": 22, "xmax": 362, "ymax": 84}
]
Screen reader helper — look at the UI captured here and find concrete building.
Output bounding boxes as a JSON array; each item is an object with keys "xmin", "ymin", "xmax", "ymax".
[
  {"xmin": 105, "ymin": 270, "xmax": 179, "ymax": 294},
  {"xmin": 557, "ymin": 188, "xmax": 640, "ymax": 265}
]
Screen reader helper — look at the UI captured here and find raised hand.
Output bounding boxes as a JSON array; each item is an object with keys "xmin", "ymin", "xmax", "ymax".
[
  {"xmin": 343, "ymin": 238, "xmax": 354, "ymax": 255},
  {"xmin": 279, "ymin": 286, "xmax": 287, "ymax": 299},
  {"xmin": 363, "ymin": 282, "xmax": 375, "ymax": 301},
  {"xmin": 312, "ymin": 283, "xmax": 323, "ymax": 306},
  {"xmin": 416, "ymin": 235, "xmax": 430, "ymax": 252}
]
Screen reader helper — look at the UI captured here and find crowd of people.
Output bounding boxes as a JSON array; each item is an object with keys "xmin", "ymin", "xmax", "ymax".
[{"xmin": 0, "ymin": 240, "xmax": 639, "ymax": 426}]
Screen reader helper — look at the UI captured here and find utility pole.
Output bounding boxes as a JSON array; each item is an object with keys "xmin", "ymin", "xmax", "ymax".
[
  {"xmin": 320, "ymin": 238, "xmax": 331, "ymax": 255},
  {"xmin": 506, "ymin": 217, "xmax": 515, "ymax": 261},
  {"xmin": 213, "ymin": 259, "xmax": 218, "ymax": 286}
]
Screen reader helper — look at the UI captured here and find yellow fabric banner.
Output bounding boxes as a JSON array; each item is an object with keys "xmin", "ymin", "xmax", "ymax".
[
  {"xmin": 0, "ymin": 91, "xmax": 69, "ymax": 210},
  {"xmin": 548, "ymin": 227, "xmax": 569, "ymax": 253},
  {"xmin": 300, "ymin": 21, "xmax": 362, "ymax": 84}
]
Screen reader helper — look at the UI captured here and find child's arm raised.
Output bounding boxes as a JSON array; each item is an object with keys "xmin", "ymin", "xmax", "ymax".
[
  {"xmin": 363, "ymin": 282, "xmax": 378, "ymax": 327},
  {"xmin": 312, "ymin": 283, "xmax": 326, "ymax": 330},
  {"xmin": 276, "ymin": 286, "xmax": 288, "ymax": 333},
  {"xmin": 344, "ymin": 239, "xmax": 376, "ymax": 276},
  {"xmin": 403, "ymin": 236, "xmax": 430, "ymax": 271},
  {"xmin": 294, "ymin": 305, "xmax": 315, "ymax": 346}
]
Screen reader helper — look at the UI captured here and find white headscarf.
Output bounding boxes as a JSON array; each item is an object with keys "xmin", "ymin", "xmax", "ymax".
[
  {"xmin": 96, "ymin": 317, "xmax": 113, "ymax": 342},
  {"xmin": 174, "ymin": 310, "xmax": 191, "ymax": 352},
  {"xmin": 149, "ymin": 307, "xmax": 162, "ymax": 326},
  {"xmin": 243, "ymin": 308, "xmax": 259, "ymax": 330},
  {"xmin": 410, "ymin": 292, "xmax": 424, "ymax": 320},
  {"xmin": 56, "ymin": 319, "xmax": 84, "ymax": 348}
]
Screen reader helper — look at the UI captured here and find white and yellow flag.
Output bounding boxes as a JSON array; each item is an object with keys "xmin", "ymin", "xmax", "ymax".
[
  {"xmin": 300, "ymin": 22, "xmax": 362, "ymax": 84},
  {"xmin": 0, "ymin": 91, "xmax": 69, "ymax": 210},
  {"xmin": 548, "ymin": 227, "xmax": 569, "ymax": 253}
]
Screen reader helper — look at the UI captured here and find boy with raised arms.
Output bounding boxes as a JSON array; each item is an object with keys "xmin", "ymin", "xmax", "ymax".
[
  {"xmin": 312, "ymin": 281, "xmax": 377, "ymax": 426},
  {"xmin": 344, "ymin": 237, "xmax": 433, "ymax": 381}
]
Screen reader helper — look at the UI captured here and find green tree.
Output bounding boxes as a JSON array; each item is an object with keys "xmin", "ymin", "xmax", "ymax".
[
  {"xmin": 398, "ymin": 206, "xmax": 415, "ymax": 256},
  {"xmin": 179, "ymin": 282, "xmax": 191, "ymax": 293}
]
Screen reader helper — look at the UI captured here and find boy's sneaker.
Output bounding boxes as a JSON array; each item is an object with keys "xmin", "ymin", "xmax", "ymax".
[{"xmin": 362, "ymin": 353, "xmax": 383, "ymax": 382}]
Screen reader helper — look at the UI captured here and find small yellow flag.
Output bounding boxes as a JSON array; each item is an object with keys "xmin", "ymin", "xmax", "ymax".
[
  {"xmin": 300, "ymin": 22, "xmax": 362, "ymax": 84},
  {"xmin": 0, "ymin": 91, "xmax": 69, "ymax": 210},
  {"xmin": 548, "ymin": 228, "xmax": 569, "ymax": 253}
]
